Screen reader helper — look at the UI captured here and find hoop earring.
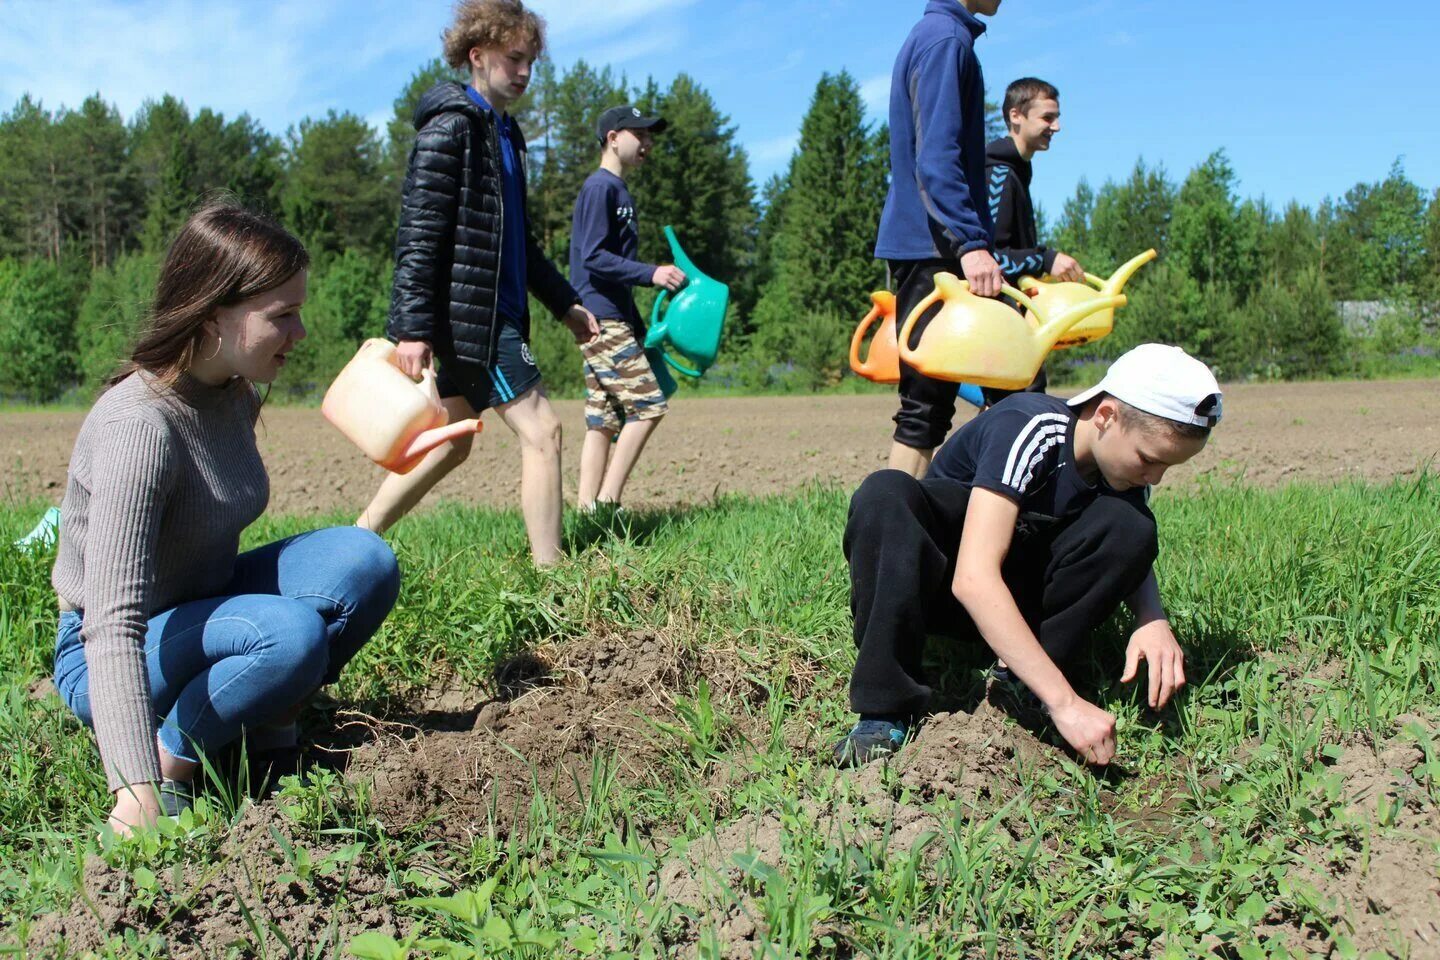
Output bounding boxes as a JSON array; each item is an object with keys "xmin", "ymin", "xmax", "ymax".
[{"xmin": 199, "ymin": 335, "xmax": 222, "ymax": 363}]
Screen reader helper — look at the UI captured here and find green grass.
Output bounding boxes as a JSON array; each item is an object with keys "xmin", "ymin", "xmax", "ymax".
[{"xmin": 2, "ymin": 477, "xmax": 1438, "ymax": 957}]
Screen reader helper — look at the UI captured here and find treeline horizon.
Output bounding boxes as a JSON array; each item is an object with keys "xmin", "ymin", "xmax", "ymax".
[{"xmin": 1, "ymin": 60, "xmax": 1437, "ymax": 403}]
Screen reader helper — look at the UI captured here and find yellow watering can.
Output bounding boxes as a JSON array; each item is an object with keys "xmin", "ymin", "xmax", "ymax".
[
  {"xmin": 898, "ymin": 275, "xmax": 1126, "ymax": 390},
  {"xmin": 322, "ymin": 339, "xmax": 482, "ymax": 475},
  {"xmin": 1017, "ymin": 249, "xmax": 1157, "ymax": 349},
  {"xmin": 644, "ymin": 226, "xmax": 729, "ymax": 378},
  {"xmin": 848, "ymin": 291, "xmax": 900, "ymax": 384}
]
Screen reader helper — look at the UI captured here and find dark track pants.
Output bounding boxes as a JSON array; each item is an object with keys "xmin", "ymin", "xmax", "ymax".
[{"xmin": 842, "ymin": 470, "xmax": 1158, "ymax": 717}]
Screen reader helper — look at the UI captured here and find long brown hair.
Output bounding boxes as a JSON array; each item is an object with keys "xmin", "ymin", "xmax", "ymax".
[{"xmin": 108, "ymin": 201, "xmax": 309, "ymax": 388}]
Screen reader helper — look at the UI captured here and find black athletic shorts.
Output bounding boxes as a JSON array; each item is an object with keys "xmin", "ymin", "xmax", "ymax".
[{"xmin": 435, "ymin": 316, "xmax": 542, "ymax": 413}]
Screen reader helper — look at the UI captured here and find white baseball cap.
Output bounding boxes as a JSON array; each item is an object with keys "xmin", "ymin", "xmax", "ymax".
[{"xmin": 1067, "ymin": 343, "xmax": 1223, "ymax": 428}]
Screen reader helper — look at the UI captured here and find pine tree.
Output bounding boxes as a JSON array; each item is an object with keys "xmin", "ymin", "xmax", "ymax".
[
  {"xmin": 528, "ymin": 60, "xmax": 629, "ymax": 257},
  {"xmin": 750, "ymin": 71, "xmax": 886, "ymax": 385},
  {"xmin": 282, "ymin": 111, "xmax": 393, "ymax": 261},
  {"xmin": 628, "ymin": 74, "xmax": 756, "ymax": 292},
  {"xmin": 1168, "ymin": 150, "xmax": 1247, "ymax": 290},
  {"xmin": 56, "ymin": 95, "xmax": 140, "ymax": 268}
]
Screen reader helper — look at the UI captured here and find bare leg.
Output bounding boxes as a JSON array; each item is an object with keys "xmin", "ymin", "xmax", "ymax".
[
  {"xmin": 356, "ymin": 396, "xmax": 478, "ymax": 534},
  {"xmin": 886, "ymin": 441, "xmax": 933, "ymax": 479},
  {"xmin": 597, "ymin": 416, "xmax": 662, "ymax": 504},
  {"xmin": 159, "ymin": 741, "xmax": 198, "ymax": 782},
  {"xmin": 577, "ymin": 427, "xmax": 615, "ymax": 509},
  {"xmin": 493, "ymin": 386, "xmax": 565, "ymax": 566}
]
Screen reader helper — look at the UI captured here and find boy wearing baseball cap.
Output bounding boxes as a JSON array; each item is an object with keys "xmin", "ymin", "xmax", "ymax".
[
  {"xmin": 570, "ymin": 105, "xmax": 683, "ymax": 511},
  {"xmin": 836, "ymin": 344, "xmax": 1222, "ymax": 767}
]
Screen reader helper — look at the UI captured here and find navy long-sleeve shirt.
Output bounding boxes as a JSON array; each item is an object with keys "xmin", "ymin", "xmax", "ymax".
[
  {"xmin": 874, "ymin": 1, "xmax": 993, "ymax": 262},
  {"xmin": 569, "ymin": 169, "xmax": 655, "ymax": 334}
]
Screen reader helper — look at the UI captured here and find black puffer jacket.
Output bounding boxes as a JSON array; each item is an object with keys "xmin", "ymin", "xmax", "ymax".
[{"xmin": 387, "ymin": 82, "xmax": 578, "ymax": 366}]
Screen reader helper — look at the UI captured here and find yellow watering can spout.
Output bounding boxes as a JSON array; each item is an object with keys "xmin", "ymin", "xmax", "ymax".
[
  {"xmin": 1017, "ymin": 248, "xmax": 1156, "ymax": 350},
  {"xmin": 1011, "ymin": 285, "xmax": 1128, "ymax": 355},
  {"xmin": 1095, "ymin": 248, "xmax": 1158, "ymax": 296}
]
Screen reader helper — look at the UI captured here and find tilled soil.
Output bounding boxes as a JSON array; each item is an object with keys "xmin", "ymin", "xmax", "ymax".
[
  {"xmin": 22, "ymin": 632, "xmax": 1440, "ymax": 957},
  {"xmin": 5, "ymin": 379, "xmax": 1438, "ymax": 515}
]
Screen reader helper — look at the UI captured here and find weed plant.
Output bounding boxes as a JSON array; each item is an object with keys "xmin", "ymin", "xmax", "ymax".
[{"xmin": 1, "ymin": 476, "xmax": 1437, "ymax": 956}]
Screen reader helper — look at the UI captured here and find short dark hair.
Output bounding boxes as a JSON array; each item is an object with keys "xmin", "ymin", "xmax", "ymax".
[
  {"xmin": 1114, "ymin": 398, "xmax": 1212, "ymax": 442},
  {"xmin": 1003, "ymin": 78, "xmax": 1060, "ymax": 130}
]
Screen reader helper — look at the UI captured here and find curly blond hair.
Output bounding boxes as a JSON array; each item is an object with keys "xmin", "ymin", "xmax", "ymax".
[{"xmin": 442, "ymin": 0, "xmax": 546, "ymax": 70}]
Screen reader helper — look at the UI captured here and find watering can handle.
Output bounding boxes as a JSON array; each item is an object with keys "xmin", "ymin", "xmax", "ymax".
[
  {"xmin": 662, "ymin": 348, "xmax": 703, "ymax": 379},
  {"xmin": 650, "ymin": 287, "xmax": 672, "ymax": 330},
  {"xmin": 896, "ymin": 279, "xmax": 949, "ymax": 361},
  {"xmin": 849, "ymin": 295, "xmax": 888, "ymax": 370},
  {"xmin": 419, "ymin": 365, "xmax": 441, "ymax": 402}
]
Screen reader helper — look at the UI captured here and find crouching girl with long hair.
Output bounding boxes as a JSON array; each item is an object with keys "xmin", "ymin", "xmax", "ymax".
[{"xmin": 51, "ymin": 202, "xmax": 400, "ymax": 834}]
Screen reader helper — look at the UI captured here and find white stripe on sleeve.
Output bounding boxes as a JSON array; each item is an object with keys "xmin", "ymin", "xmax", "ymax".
[{"xmin": 1001, "ymin": 414, "xmax": 1070, "ymax": 489}]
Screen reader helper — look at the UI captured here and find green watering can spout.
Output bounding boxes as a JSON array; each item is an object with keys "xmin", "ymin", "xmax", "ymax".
[
  {"xmin": 665, "ymin": 225, "xmax": 696, "ymax": 275},
  {"xmin": 645, "ymin": 226, "xmax": 730, "ymax": 380}
]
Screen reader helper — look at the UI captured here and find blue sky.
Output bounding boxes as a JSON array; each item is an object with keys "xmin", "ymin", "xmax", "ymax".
[{"xmin": 2, "ymin": 0, "xmax": 1436, "ymax": 219}]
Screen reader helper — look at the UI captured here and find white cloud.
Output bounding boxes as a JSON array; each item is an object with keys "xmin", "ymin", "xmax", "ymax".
[
  {"xmin": 540, "ymin": 0, "xmax": 699, "ymax": 42},
  {"xmin": 0, "ymin": 0, "xmax": 468, "ymax": 131},
  {"xmin": 860, "ymin": 72, "xmax": 889, "ymax": 119},
  {"xmin": 751, "ymin": 132, "xmax": 798, "ymax": 164}
]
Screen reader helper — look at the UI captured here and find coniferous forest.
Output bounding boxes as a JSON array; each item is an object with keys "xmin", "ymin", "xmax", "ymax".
[{"xmin": 1, "ymin": 61, "xmax": 1436, "ymax": 402}]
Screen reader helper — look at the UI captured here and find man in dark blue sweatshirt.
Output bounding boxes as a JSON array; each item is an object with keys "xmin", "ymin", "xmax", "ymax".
[
  {"xmin": 982, "ymin": 76, "xmax": 1088, "ymax": 405},
  {"xmin": 876, "ymin": 0, "xmax": 1004, "ymax": 479},
  {"xmin": 570, "ymin": 104, "xmax": 685, "ymax": 511}
]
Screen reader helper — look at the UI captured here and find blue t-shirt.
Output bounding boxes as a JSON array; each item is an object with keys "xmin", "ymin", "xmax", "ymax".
[
  {"xmin": 465, "ymin": 86, "xmax": 527, "ymax": 323},
  {"xmin": 928, "ymin": 393, "xmax": 1148, "ymax": 535},
  {"xmin": 569, "ymin": 169, "xmax": 654, "ymax": 334}
]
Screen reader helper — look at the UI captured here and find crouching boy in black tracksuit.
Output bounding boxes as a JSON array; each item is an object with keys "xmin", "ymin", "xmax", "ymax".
[{"xmin": 835, "ymin": 344, "xmax": 1223, "ymax": 767}]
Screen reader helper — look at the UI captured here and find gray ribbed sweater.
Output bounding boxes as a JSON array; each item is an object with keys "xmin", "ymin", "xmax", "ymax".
[{"xmin": 51, "ymin": 371, "xmax": 268, "ymax": 791}]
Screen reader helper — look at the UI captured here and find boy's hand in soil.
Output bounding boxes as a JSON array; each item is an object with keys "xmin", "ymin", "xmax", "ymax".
[
  {"xmin": 1049, "ymin": 694, "xmax": 1117, "ymax": 765},
  {"xmin": 563, "ymin": 305, "xmax": 600, "ymax": 344},
  {"xmin": 1121, "ymin": 619, "xmax": 1186, "ymax": 710}
]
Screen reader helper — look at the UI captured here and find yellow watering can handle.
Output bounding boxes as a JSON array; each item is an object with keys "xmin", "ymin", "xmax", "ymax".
[
  {"xmin": 896, "ymin": 277, "xmax": 950, "ymax": 360},
  {"xmin": 1082, "ymin": 273, "xmax": 1107, "ymax": 290}
]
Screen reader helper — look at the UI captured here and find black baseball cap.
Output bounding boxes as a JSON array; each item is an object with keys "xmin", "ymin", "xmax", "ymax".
[{"xmin": 596, "ymin": 104, "xmax": 667, "ymax": 144}]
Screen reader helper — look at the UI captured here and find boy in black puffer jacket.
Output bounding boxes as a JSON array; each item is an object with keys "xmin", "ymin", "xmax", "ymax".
[{"xmin": 356, "ymin": 0, "xmax": 598, "ymax": 566}]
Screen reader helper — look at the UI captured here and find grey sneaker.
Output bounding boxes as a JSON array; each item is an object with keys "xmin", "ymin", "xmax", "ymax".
[
  {"xmin": 832, "ymin": 716, "xmax": 910, "ymax": 767},
  {"xmin": 158, "ymin": 778, "xmax": 194, "ymax": 818}
]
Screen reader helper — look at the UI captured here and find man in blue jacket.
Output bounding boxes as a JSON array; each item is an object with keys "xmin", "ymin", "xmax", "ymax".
[{"xmin": 876, "ymin": 0, "xmax": 1003, "ymax": 478}]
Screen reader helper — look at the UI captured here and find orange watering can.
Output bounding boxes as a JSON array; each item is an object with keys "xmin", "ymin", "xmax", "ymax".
[
  {"xmin": 322, "ymin": 339, "xmax": 482, "ymax": 475},
  {"xmin": 644, "ymin": 226, "xmax": 729, "ymax": 378},
  {"xmin": 898, "ymin": 275, "xmax": 1125, "ymax": 390},
  {"xmin": 1018, "ymin": 249, "xmax": 1157, "ymax": 349},
  {"xmin": 849, "ymin": 291, "xmax": 900, "ymax": 383}
]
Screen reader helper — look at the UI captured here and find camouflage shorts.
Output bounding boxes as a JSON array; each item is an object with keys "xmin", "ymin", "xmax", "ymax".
[{"xmin": 582, "ymin": 319, "xmax": 669, "ymax": 432}]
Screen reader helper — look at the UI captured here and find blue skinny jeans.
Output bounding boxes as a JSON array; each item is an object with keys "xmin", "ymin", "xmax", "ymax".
[{"xmin": 53, "ymin": 526, "xmax": 400, "ymax": 767}]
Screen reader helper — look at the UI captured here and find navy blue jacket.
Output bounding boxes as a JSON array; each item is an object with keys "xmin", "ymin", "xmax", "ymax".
[
  {"xmin": 569, "ymin": 169, "xmax": 655, "ymax": 333},
  {"xmin": 875, "ymin": 1, "xmax": 993, "ymax": 262}
]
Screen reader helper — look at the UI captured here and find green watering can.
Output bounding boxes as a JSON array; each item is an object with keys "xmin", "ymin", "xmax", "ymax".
[
  {"xmin": 645, "ymin": 347, "xmax": 678, "ymax": 397},
  {"xmin": 644, "ymin": 226, "xmax": 729, "ymax": 378}
]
